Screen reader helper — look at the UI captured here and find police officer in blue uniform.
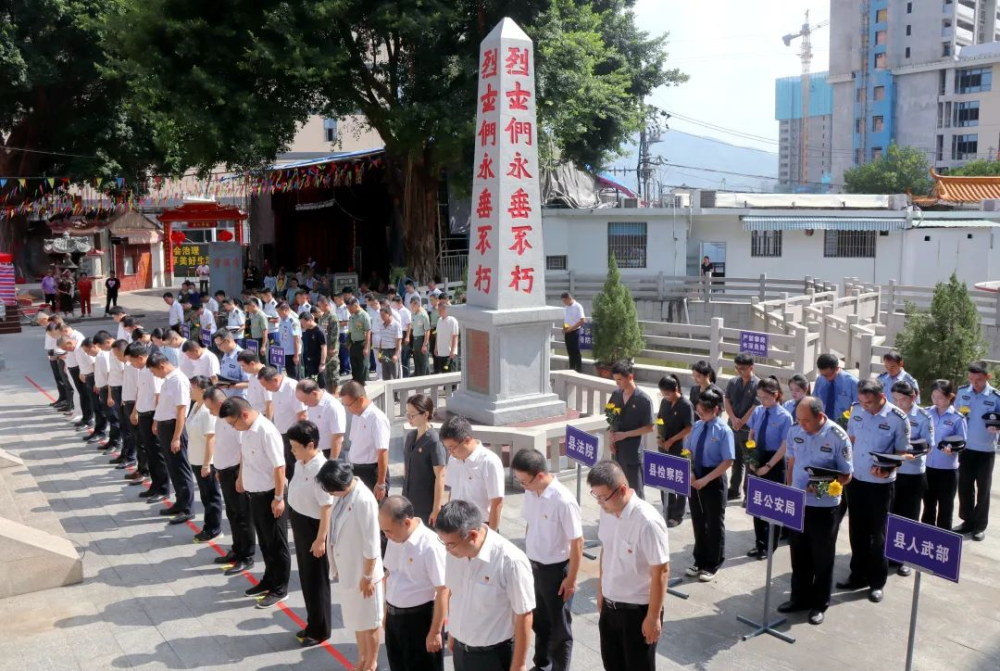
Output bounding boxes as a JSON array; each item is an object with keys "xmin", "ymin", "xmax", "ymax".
[
  {"xmin": 955, "ymin": 361, "xmax": 1000, "ymax": 541},
  {"xmin": 778, "ymin": 397, "xmax": 853, "ymax": 626},
  {"xmin": 923, "ymin": 379, "xmax": 968, "ymax": 531},
  {"xmin": 813, "ymin": 354, "xmax": 859, "ymax": 429},
  {"xmin": 888, "ymin": 380, "xmax": 933, "ymax": 577},
  {"xmin": 683, "ymin": 388, "xmax": 735, "ymax": 583},
  {"xmin": 213, "ymin": 329, "xmax": 250, "ymax": 398},
  {"xmin": 878, "ymin": 351, "xmax": 920, "ymax": 404},
  {"xmin": 837, "ymin": 379, "xmax": 910, "ymax": 603}
]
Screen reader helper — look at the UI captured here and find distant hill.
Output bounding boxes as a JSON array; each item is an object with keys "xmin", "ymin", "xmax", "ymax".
[{"xmin": 604, "ymin": 129, "xmax": 779, "ymax": 194}]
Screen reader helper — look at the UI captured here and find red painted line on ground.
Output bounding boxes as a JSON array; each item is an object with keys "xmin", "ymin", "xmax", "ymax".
[
  {"xmin": 27, "ymin": 381, "xmax": 355, "ymax": 669},
  {"xmin": 24, "ymin": 375, "xmax": 56, "ymax": 402}
]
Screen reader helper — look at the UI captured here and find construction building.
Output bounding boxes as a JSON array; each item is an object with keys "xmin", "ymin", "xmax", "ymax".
[{"xmin": 775, "ymin": 72, "xmax": 834, "ymax": 191}]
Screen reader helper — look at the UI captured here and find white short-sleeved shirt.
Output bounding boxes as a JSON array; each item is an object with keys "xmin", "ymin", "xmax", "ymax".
[
  {"xmin": 213, "ymin": 413, "xmax": 243, "ymax": 470},
  {"xmin": 308, "ymin": 392, "xmax": 347, "ymax": 453},
  {"xmin": 384, "ymin": 522, "xmax": 446, "ymax": 608},
  {"xmin": 597, "ymin": 493, "xmax": 671, "ymax": 605},
  {"xmin": 44, "ymin": 332, "xmax": 57, "ymax": 352},
  {"xmin": 227, "ymin": 308, "xmax": 246, "ymax": 330},
  {"xmin": 135, "ymin": 366, "xmax": 162, "ymax": 412},
  {"xmin": 445, "ymin": 443, "xmax": 505, "ymax": 521},
  {"xmin": 240, "ymin": 415, "xmax": 286, "ymax": 493},
  {"xmin": 347, "ymin": 402, "xmax": 391, "ymax": 465},
  {"xmin": 564, "ymin": 300, "xmax": 585, "ymax": 326},
  {"xmin": 189, "ymin": 349, "xmax": 221, "ymax": 379},
  {"xmin": 199, "ymin": 310, "xmax": 217, "ymax": 333},
  {"xmin": 523, "ymin": 479, "xmax": 584, "ymax": 565},
  {"xmin": 288, "ymin": 453, "xmax": 334, "ymax": 520},
  {"xmin": 175, "ymin": 343, "xmax": 196, "ymax": 379},
  {"xmin": 186, "ymin": 403, "xmax": 216, "ymax": 466},
  {"xmin": 247, "ymin": 374, "xmax": 273, "ymax": 414},
  {"xmin": 76, "ymin": 347, "xmax": 95, "ymax": 375},
  {"xmin": 335, "ymin": 304, "xmax": 350, "ymax": 333},
  {"xmin": 65, "ymin": 330, "xmax": 85, "ymax": 367},
  {"xmin": 264, "ymin": 299, "xmax": 280, "ymax": 334},
  {"xmin": 94, "ymin": 350, "xmax": 111, "ymax": 387},
  {"xmin": 206, "ymin": 297, "xmax": 219, "ymax": 313},
  {"xmin": 108, "ymin": 353, "xmax": 125, "ymax": 387},
  {"xmin": 116, "ymin": 322, "xmax": 129, "ymax": 342},
  {"xmin": 435, "ymin": 316, "xmax": 459, "ymax": 357},
  {"xmin": 445, "ymin": 529, "xmax": 535, "ymax": 647},
  {"xmin": 372, "ymin": 318, "xmax": 403, "ymax": 350},
  {"xmin": 272, "ymin": 376, "xmax": 306, "ymax": 433},
  {"xmin": 122, "ymin": 362, "xmax": 138, "ymax": 402},
  {"xmin": 168, "ymin": 300, "xmax": 184, "ymax": 325},
  {"xmin": 153, "ymin": 369, "xmax": 191, "ymax": 422}
]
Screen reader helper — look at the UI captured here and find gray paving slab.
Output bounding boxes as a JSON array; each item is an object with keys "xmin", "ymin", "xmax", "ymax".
[{"xmin": 1, "ymin": 288, "xmax": 1000, "ymax": 669}]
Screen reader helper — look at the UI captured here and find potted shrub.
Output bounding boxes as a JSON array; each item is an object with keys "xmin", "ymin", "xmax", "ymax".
[{"xmin": 590, "ymin": 253, "xmax": 645, "ymax": 377}]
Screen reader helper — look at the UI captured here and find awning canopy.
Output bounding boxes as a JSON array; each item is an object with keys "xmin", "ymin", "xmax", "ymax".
[
  {"xmin": 158, "ymin": 201, "xmax": 248, "ymax": 224},
  {"xmin": 911, "ymin": 219, "xmax": 1000, "ymax": 228},
  {"xmin": 741, "ymin": 216, "xmax": 906, "ymax": 232}
]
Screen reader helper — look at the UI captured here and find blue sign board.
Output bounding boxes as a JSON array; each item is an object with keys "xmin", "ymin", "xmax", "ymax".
[
  {"xmin": 200, "ymin": 328, "xmax": 213, "ymax": 345},
  {"xmin": 268, "ymin": 345, "xmax": 285, "ymax": 367},
  {"xmin": 245, "ymin": 339, "xmax": 259, "ymax": 354},
  {"xmin": 643, "ymin": 450, "xmax": 691, "ymax": 497},
  {"xmin": 885, "ymin": 514, "xmax": 963, "ymax": 583},
  {"xmin": 566, "ymin": 425, "xmax": 599, "ymax": 467},
  {"xmin": 746, "ymin": 476, "xmax": 805, "ymax": 533},
  {"xmin": 579, "ymin": 323, "xmax": 593, "ymax": 350},
  {"xmin": 739, "ymin": 331, "xmax": 769, "ymax": 358},
  {"xmin": 180, "ymin": 324, "xmax": 190, "ymax": 339}
]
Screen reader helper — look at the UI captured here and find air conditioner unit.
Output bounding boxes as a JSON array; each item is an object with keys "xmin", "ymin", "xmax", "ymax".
[
  {"xmin": 982, "ymin": 199, "xmax": 1000, "ymax": 211},
  {"xmin": 622, "ymin": 197, "xmax": 639, "ymax": 208},
  {"xmin": 699, "ymin": 190, "xmax": 717, "ymax": 208}
]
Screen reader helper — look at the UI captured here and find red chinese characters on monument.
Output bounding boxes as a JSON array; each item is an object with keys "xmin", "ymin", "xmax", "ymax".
[
  {"xmin": 474, "ymin": 265, "xmax": 493, "ymax": 295},
  {"xmin": 478, "ymin": 120, "xmax": 497, "ymax": 147},
  {"xmin": 509, "ymin": 225, "xmax": 533, "ymax": 256},
  {"xmin": 509, "ymin": 265, "xmax": 535, "ymax": 294},
  {"xmin": 507, "ymin": 188, "xmax": 531, "ymax": 219},
  {"xmin": 476, "ymin": 189, "xmax": 493, "ymax": 219},
  {"xmin": 505, "ymin": 47, "xmax": 530, "ymax": 77},
  {"xmin": 480, "ymin": 83, "xmax": 498, "ymax": 113},
  {"xmin": 482, "ymin": 48, "xmax": 499, "ymax": 79},
  {"xmin": 505, "ymin": 81, "xmax": 532, "ymax": 111},
  {"xmin": 507, "ymin": 152, "xmax": 532, "ymax": 180},
  {"xmin": 475, "ymin": 225, "xmax": 493, "ymax": 255},
  {"xmin": 477, "ymin": 154, "xmax": 496, "ymax": 180},
  {"xmin": 505, "ymin": 118, "xmax": 533, "ymax": 146}
]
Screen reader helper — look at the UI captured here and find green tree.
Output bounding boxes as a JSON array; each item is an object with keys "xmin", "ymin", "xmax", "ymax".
[
  {"xmin": 0, "ymin": 0, "xmax": 162, "ymax": 274},
  {"xmin": 111, "ymin": 0, "xmax": 685, "ymax": 278},
  {"xmin": 591, "ymin": 253, "xmax": 644, "ymax": 366},
  {"xmin": 843, "ymin": 144, "xmax": 933, "ymax": 196},
  {"xmin": 949, "ymin": 159, "xmax": 1000, "ymax": 176},
  {"xmin": 893, "ymin": 273, "xmax": 987, "ymax": 390}
]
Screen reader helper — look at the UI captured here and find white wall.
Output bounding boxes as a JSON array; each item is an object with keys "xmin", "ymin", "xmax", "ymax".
[
  {"xmin": 541, "ymin": 209, "xmax": 687, "ymax": 276},
  {"xmin": 900, "ymin": 227, "xmax": 998, "ymax": 285}
]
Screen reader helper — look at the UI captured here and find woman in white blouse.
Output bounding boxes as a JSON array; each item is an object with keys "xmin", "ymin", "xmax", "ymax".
[
  {"xmin": 317, "ymin": 460, "xmax": 384, "ymax": 671},
  {"xmin": 188, "ymin": 376, "xmax": 224, "ymax": 543}
]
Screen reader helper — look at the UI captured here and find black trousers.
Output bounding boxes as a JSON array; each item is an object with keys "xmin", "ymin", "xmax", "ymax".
[
  {"xmin": 453, "ymin": 639, "xmax": 513, "ymax": 671},
  {"xmin": 892, "ymin": 472, "xmax": 925, "ymax": 522},
  {"xmin": 86, "ymin": 374, "xmax": 108, "ymax": 434},
  {"xmin": 55, "ymin": 358, "xmax": 73, "ymax": 406},
  {"xmin": 282, "ymin": 433, "xmax": 296, "ymax": 482},
  {"xmin": 349, "ymin": 341, "xmax": 369, "ymax": 384},
  {"xmin": 689, "ymin": 473, "xmax": 727, "ymax": 572},
  {"xmin": 613, "ymin": 456, "xmax": 644, "ymax": 500},
  {"xmin": 102, "ymin": 387, "xmax": 122, "ymax": 446},
  {"xmin": 598, "ymin": 603, "xmax": 658, "ymax": 671},
  {"xmin": 565, "ymin": 329, "xmax": 582, "ymax": 373},
  {"xmin": 157, "ymin": 419, "xmax": 195, "ymax": 513},
  {"xmin": 846, "ymin": 479, "xmax": 893, "ymax": 590},
  {"xmin": 411, "ymin": 342, "xmax": 429, "ymax": 377},
  {"xmin": 50, "ymin": 358, "xmax": 69, "ymax": 404},
  {"xmin": 119, "ymin": 398, "xmax": 137, "ymax": 463},
  {"xmin": 248, "ymin": 489, "xmax": 290, "ymax": 596},
  {"xmin": 353, "ymin": 462, "xmax": 379, "ymax": 493},
  {"xmin": 218, "ymin": 465, "xmax": 256, "ymax": 560},
  {"xmin": 661, "ymin": 489, "xmax": 686, "ymax": 524},
  {"xmin": 753, "ymin": 461, "xmax": 786, "ymax": 551},
  {"xmin": 386, "ymin": 602, "xmax": 443, "ymax": 671},
  {"xmin": 922, "ymin": 467, "xmax": 959, "ymax": 530},
  {"xmin": 532, "ymin": 560, "xmax": 573, "ymax": 671},
  {"xmin": 283, "ymin": 353, "xmax": 300, "ymax": 380},
  {"xmin": 192, "ymin": 463, "xmax": 224, "ymax": 535},
  {"xmin": 433, "ymin": 355, "xmax": 453, "ymax": 374},
  {"xmin": 290, "ymin": 508, "xmax": 332, "ymax": 641},
  {"xmin": 728, "ymin": 427, "xmax": 750, "ymax": 497},
  {"xmin": 789, "ymin": 505, "xmax": 841, "ymax": 611},
  {"xmin": 138, "ymin": 412, "xmax": 167, "ymax": 492},
  {"xmin": 105, "ymin": 291, "xmax": 118, "ymax": 312},
  {"xmin": 959, "ymin": 449, "xmax": 994, "ymax": 532},
  {"xmin": 69, "ymin": 368, "xmax": 92, "ymax": 423},
  {"xmin": 379, "ymin": 349, "xmax": 399, "ymax": 380}
]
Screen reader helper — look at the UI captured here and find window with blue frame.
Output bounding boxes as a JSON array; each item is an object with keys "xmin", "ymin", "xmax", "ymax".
[
  {"xmin": 952, "ymin": 134, "xmax": 978, "ymax": 160},
  {"xmin": 955, "ymin": 67, "xmax": 992, "ymax": 94},
  {"xmin": 955, "ymin": 101, "xmax": 980, "ymax": 127}
]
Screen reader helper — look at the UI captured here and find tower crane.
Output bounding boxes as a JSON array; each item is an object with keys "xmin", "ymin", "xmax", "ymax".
[{"xmin": 783, "ymin": 11, "xmax": 829, "ymax": 186}]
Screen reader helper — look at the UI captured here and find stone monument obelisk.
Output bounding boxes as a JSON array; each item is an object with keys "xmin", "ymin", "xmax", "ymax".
[{"xmin": 447, "ymin": 17, "xmax": 567, "ymax": 425}]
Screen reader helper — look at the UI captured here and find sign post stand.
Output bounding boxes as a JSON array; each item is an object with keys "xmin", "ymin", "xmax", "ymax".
[
  {"xmin": 884, "ymin": 514, "xmax": 963, "ymax": 671},
  {"xmin": 643, "ymin": 450, "xmax": 695, "ymax": 600},
  {"xmin": 737, "ymin": 475, "xmax": 805, "ymax": 644},
  {"xmin": 565, "ymin": 426, "xmax": 602, "ymax": 560}
]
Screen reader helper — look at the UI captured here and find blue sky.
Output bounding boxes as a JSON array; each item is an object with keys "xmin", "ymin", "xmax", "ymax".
[{"xmin": 633, "ymin": 0, "xmax": 831, "ymax": 153}]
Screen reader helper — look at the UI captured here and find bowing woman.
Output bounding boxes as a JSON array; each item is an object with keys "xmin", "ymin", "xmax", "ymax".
[
  {"xmin": 922, "ymin": 379, "xmax": 968, "ymax": 531},
  {"xmin": 745, "ymin": 377, "xmax": 793, "ymax": 560},
  {"xmin": 683, "ymin": 388, "xmax": 735, "ymax": 583},
  {"xmin": 317, "ymin": 460, "xmax": 384, "ymax": 671},
  {"xmin": 402, "ymin": 393, "xmax": 447, "ymax": 526}
]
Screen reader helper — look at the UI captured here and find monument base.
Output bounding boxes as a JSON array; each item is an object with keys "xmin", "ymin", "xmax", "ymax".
[{"xmin": 447, "ymin": 303, "xmax": 567, "ymax": 425}]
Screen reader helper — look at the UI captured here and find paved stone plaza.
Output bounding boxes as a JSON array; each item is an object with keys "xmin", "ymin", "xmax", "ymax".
[{"xmin": 1, "ymin": 289, "xmax": 999, "ymax": 670}]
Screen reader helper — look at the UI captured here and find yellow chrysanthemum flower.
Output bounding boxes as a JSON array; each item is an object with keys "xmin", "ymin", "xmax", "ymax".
[
  {"xmin": 827, "ymin": 480, "xmax": 843, "ymax": 497},
  {"xmin": 613, "ymin": 407, "xmax": 621, "ymax": 415},
  {"xmin": 960, "ymin": 406, "xmax": 971, "ymax": 416},
  {"xmin": 842, "ymin": 410, "xmax": 850, "ymax": 419},
  {"xmin": 606, "ymin": 402, "xmax": 615, "ymax": 410},
  {"xmin": 656, "ymin": 418, "xmax": 664, "ymax": 426},
  {"xmin": 745, "ymin": 439, "xmax": 757, "ymax": 449}
]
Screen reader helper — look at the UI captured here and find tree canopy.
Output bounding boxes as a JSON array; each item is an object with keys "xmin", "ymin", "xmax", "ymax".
[
  {"xmin": 843, "ymin": 144, "xmax": 934, "ymax": 196},
  {"xmin": 949, "ymin": 159, "xmax": 1000, "ymax": 177}
]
